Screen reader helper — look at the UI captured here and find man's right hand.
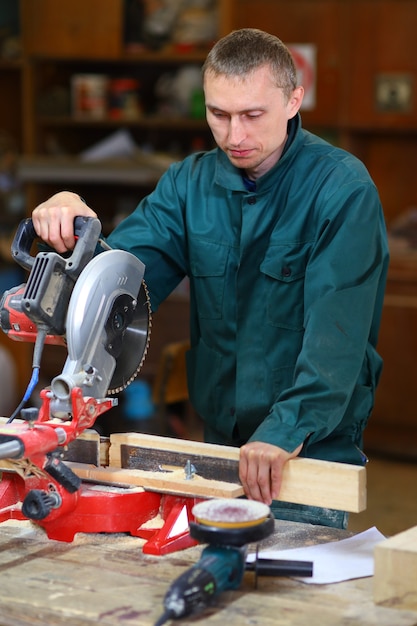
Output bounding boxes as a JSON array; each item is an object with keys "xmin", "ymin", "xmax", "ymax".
[{"xmin": 32, "ymin": 191, "xmax": 98, "ymax": 254}]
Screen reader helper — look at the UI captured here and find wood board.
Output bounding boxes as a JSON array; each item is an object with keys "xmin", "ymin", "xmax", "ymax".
[
  {"xmin": 374, "ymin": 525, "xmax": 417, "ymax": 611},
  {"xmin": 67, "ymin": 462, "xmax": 244, "ymax": 499},
  {"xmin": 108, "ymin": 433, "xmax": 366, "ymax": 512}
]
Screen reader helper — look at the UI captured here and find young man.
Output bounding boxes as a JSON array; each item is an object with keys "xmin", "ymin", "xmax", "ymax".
[{"xmin": 32, "ymin": 29, "xmax": 389, "ymax": 528}]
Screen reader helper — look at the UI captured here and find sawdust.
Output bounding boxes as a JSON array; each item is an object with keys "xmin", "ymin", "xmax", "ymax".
[
  {"xmin": 0, "ymin": 514, "xmax": 164, "ymax": 548},
  {"xmin": 192, "ymin": 498, "xmax": 270, "ymax": 526}
]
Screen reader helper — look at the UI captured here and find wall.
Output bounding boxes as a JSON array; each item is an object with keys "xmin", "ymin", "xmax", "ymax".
[{"xmin": 233, "ymin": 0, "xmax": 417, "ymax": 224}]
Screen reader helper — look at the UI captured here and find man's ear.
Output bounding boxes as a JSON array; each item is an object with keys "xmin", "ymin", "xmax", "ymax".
[{"xmin": 287, "ymin": 86, "xmax": 305, "ymax": 119}]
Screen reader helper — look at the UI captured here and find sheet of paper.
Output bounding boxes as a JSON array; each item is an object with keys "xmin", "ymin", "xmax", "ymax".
[{"xmin": 246, "ymin": 526, "xmax": 386, "ymax": 584}]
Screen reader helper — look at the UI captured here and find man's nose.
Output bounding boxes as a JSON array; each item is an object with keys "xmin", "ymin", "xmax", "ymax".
[{"xmin": 228, "ymin": 118, "xmax": 246, "ymax": 146}]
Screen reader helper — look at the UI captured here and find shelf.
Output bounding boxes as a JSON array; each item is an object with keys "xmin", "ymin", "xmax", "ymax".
[
  {"xmin": 17, "ymin": 155, "xmax": 174, "ymax": 186},
  {"xmin": 37, "ymin": 116, "xmax": 208, "ymax": 130},
  {"xmin": 30, "ymin": 46, "xmax": 211, "ymax": 66}
]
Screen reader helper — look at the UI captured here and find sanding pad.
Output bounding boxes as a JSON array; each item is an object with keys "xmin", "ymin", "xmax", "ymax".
[
  {"xmin": 190, "ymin": 499, "xmax": 274, "ymax": 547},
  {"xmin": 192, "ymin": 499, "xmax": 270, "ymax": 529}
]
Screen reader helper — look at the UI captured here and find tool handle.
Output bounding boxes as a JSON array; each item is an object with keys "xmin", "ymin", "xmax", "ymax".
[
  {"xmin": 11, "ymin": 216, "xmax": 102, "ymax": 276},
  {"xmin": 246, "ymin": 558, "xmax": 313, "ymax": 578}
]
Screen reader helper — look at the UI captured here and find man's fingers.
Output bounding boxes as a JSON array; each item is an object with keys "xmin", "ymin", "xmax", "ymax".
[
  {"xmin": 239, "ymin": 441, "xmax": 303, "ymax": 505},
  {"xmin": 240, "ymin": 445, "xmax": 274, "ymax": 505},
  {"xmin": 32, "ymin": 192, "xmax": 97, "ymax": 252}
]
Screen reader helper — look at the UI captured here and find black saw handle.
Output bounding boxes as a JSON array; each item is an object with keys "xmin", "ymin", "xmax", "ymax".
[{"xmin": 11, "ymin": 216, "xmax": 102, "ymax": 278}]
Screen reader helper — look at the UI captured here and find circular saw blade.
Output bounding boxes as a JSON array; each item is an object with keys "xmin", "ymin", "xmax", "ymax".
[{"xmin": 107, "ymin": 280, "xmax": 152, "ymax": 395}]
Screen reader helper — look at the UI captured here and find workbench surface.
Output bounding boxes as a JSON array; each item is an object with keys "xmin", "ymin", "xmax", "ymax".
[{"xmin": 0, "ymin": 518, "xmax": 416, "ymax": 626}]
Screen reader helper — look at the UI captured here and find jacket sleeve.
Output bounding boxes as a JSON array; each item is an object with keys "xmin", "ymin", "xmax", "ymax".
[
  {"xmin": 106, "ymin": 161, "xmax": 189, "ymax": 311},
  {"xmin": 249, "ymin": 178, "xmax": 389, "ymax": 455}
]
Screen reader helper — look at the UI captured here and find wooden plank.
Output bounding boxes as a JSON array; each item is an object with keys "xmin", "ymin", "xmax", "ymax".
[
  {"xmin": 110, "ymin": 432, "xmax": 249, "ymax": 465},
  {"xmin": 109, "ymin": 433, "xmax": 366, "ymax": 512},
  {"xmin": 374, "ymin": 525, "xmax": 417, "ymax": 610},
  {"xmin": 63, "ymin": 430, "xmax": 103, "ymax": 466},
  {"xmin": 278, "ymin": 456, "xmax": 366, "ymax": 513},
  {"xmin": 119, "ymin": 444, "xmax": 240, "ymax": 484},
  {"xmin": 66, "ymin": 462, "xmax": 244, "ymax": 499}
]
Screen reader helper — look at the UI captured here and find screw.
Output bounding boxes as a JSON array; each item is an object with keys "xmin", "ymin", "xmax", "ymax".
[{"xmin": 184, "ymin": 459, "xmax": 196, "ymax": 480}]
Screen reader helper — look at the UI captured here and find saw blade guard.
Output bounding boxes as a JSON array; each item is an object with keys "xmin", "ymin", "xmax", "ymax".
[{"xmin": 50, "ymin": 249, "xmax": 150, "ymax": 418}]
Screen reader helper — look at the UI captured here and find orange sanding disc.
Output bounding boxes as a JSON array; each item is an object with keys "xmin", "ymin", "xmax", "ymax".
[{"xmin": 192, "ymin": 499, "xmax": 270, "ymax": 529}]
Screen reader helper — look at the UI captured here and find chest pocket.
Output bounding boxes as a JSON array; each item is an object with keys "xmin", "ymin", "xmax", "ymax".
[
  {"xmin": 189, "ymin": 240, "xmax": 230, "ymax": 319},
  {"xmin": 260, "ymin": 243, "xmax": 310, "ymax": 331}
]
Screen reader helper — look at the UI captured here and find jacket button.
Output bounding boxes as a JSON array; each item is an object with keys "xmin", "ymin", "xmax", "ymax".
[
  {"xmin": 282, "ymin": 266, "xmax": 292, "ymax": 277},
  {"xmin": 248, "ymin": 196, "xmax": 256, "ymax": 205}
]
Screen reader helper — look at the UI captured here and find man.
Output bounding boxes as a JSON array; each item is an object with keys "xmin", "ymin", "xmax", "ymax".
[{"xmin": 32, "ymin": 29, "xmax": 389, "ymax": 528}]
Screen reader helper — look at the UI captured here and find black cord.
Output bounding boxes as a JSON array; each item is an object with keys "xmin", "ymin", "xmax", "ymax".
[
  {"xmin": 154, "ymin": 610, "xmax": 173, "ymax": 626},
  {"xmin": 6, "ymin": 366, "xmax": 39, "ymax": 423},
  {"xmin": 6, "ymin": 327, "xmax": 48, "ymax": 423}
]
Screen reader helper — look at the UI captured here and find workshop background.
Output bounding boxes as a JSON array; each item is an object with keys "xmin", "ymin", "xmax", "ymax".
[{"xmin": 0, "ymin": 0, "xmax": 416, "ymax": 537}]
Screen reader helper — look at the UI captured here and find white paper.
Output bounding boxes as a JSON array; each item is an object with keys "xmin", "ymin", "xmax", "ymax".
[
  {"xmin": 80, "ymin": 129, "xmax": 138, "ymax": 162},
  {"xmin": 246, "ymin": 526, "xmax": 386, "ymax": 584}
]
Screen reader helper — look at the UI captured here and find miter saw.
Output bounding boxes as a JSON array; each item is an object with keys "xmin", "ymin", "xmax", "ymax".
[
  {"xmin": 1, "ymin": 216, "xmax": 150, "ymax": 401},
  {"xmin": 0, "ymin": 216, "xmax": 193, "ymax": 550}
]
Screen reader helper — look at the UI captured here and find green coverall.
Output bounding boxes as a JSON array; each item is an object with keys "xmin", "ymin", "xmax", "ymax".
[{"xmin": 107, "ymin": 114, "xmax": 389, "ymax": 527}]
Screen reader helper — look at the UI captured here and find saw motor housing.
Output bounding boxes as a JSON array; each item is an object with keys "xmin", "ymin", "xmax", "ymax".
[{"xmin": 1, "ymin": 216, "xmax": 102, "ymax": 338}]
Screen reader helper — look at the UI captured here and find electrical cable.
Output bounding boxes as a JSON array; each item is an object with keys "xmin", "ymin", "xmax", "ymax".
[
  {"xmin": 154, "ymin": 610, "xmax": 174, "ymax": 626},
  {"xmin": 6, "ymin": 366, "xmax": 39, "ymax": 424},
  {"xmin": 6, "ymin": 327, "xmax": 48, "ymax": 423}
]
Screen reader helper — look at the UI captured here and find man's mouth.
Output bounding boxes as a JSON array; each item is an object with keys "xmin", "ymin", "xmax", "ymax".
[{"xmin": 229, "ymin": 148, "xmax": 253, "ymax": 158}]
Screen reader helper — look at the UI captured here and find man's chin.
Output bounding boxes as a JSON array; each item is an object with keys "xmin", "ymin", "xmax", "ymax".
[{"xmin": 227, "ymin": 154, "xmax": 255, "ymax": 169}]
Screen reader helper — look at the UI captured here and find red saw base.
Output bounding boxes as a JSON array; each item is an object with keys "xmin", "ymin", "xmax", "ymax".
[{"xmin": 0, "ymin": 473, "xmax": 201, "ymax": 555}]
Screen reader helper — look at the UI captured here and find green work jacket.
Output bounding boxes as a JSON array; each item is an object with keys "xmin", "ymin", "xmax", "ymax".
[{"xmin": 107, "ymin": 114, "xmax": 389, "ymax": 466}]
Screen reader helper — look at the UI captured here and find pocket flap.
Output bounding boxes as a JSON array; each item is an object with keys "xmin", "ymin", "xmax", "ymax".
[
  {"xmin": 190, "ymin": 240, "xmax": 229, "ymax": 277},
  {"xmin": 260, "ymin": 244, "xmax": 309, "ymax": 283}
]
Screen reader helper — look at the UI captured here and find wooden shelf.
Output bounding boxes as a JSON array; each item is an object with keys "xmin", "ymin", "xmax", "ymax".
[
  {"xmin": 30, "ymin": 47, "xmax": 211, "ymax": 65},
  {"xmin": 17, "ymin": 155, "xmax": 173, "ymax": 186},
  {"xmin": 37, "ymin": 115, "xmax": 208, "ymax": 130}
]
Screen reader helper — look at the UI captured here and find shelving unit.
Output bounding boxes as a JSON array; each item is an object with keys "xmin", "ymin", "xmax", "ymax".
[
  {"xmin": 1, "ymin": 0, "xmax": 417, "ymax": 449},
  {"xmin": 27, "ymin": 56, "xmax": 212, "ymax": 155},
  {"xmin": 0, "ymin": 0, "xmax": 232, "ymax": 414},
  {"xmin": 13, "ymin": 0, "xmax": 233, "ymax": 227}
]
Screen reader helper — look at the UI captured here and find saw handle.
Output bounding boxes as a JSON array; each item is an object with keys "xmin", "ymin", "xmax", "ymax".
[{"xmin": 11, "ymin": 216, "xmax": 102, "ymax": 277}]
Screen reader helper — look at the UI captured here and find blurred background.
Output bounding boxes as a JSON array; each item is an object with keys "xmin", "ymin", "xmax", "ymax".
[{"xmin": 0, "ymin": 0, "xmax": 416, "ymax": 536}]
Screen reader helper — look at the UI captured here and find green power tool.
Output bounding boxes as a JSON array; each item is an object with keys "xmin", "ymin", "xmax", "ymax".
[{"xmin": 155, "ymin": 499, "xmax": 313, "ymax": 625}]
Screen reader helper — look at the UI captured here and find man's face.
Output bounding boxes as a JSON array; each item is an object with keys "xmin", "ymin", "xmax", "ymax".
[{"xmin": 204, "ymin": 65, "xmax": 303, "ymax": 179}]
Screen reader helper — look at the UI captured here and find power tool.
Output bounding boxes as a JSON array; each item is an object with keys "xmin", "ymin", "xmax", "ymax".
[
  {"xmin": 0, "ymin": 216, "xmax": 154, "ymax": 534},
  {"xmin": 0, "ymin": 216, "xmax": 151, "ymax": 405},
  {"xmin": 155, "ymin": 498, "xmax": 313, "ymax": 625},
  {"xmin": 0, "ymin": 219, "xmax": 249, "ymax": 556}
]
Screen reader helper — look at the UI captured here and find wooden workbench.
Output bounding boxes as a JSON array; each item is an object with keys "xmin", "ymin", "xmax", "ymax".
[{"xmin": 0, "ymin": 519, "xmax": 416, "ymax": 626}]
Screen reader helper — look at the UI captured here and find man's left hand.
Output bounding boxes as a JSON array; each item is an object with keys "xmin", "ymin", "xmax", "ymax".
[{"xmin": 239, "ymin": 441, "xmax": 303, "ymax": 505}]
